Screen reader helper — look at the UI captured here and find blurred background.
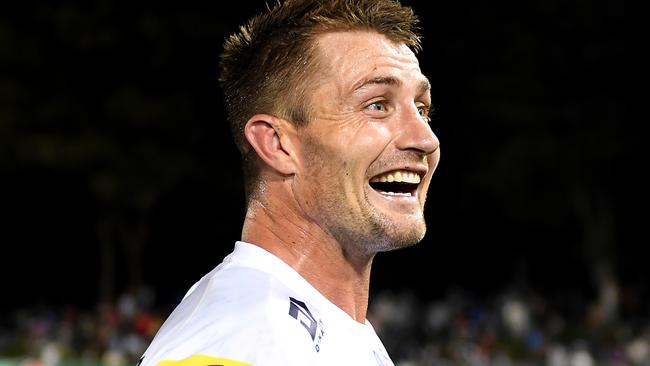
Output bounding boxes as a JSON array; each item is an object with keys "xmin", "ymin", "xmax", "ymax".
[{"xmin": 1, "ymin": 0, "xmax": 647, "ymax": 365}]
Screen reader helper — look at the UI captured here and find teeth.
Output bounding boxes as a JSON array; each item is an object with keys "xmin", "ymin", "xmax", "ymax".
[
  {"xmin": 381, "ymin": 191, "xmax": 412, "ymax": 197},
  {"xmin": 370, "ymin": 170, "xmax": 421, "ymax": 184}
]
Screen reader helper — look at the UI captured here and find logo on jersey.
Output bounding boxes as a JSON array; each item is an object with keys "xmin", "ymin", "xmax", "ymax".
[
  {"xmin": 288, "ymin": 297, "xmax": 326, "ymax": 352},
  {"xmin": 155, "ymin": 354, "xmax": 251, "ymax": 366},
  {"xmin": 373, "ymin": 350, "xmax": 395, "ymax": 366}
]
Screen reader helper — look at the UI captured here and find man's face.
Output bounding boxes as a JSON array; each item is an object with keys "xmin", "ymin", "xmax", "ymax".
[{"xmin": 292, "ymin": 31, "xmax": 440, "ymax": 256}]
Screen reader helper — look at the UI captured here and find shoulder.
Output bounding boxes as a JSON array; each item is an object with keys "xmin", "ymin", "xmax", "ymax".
[{"xmin": 140, "ymin": 264, "xmax": 319, "ymax": 366}]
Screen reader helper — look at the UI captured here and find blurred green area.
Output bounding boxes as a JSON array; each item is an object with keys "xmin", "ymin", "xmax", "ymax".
[{"xmin": 0, "ymin": 358, "xmax": 123, "ymax": 366}]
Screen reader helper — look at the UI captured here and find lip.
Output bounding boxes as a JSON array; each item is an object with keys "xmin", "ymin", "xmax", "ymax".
[
  {"xmin": 370, "ymin": 186, "xmax": 419, "ymax": 200},
  {"xmin": 367, "ymin": 183, "xmax": 420, "ymax": 212}
]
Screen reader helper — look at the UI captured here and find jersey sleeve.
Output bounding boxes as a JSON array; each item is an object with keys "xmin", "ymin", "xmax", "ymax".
[
  {"xmin": 140, "ymin": 315, "xmax": 317, "ymax": 366},
  {"xmin": 139, "ymin": 269, "xmax": 319, "ymax": 366}
]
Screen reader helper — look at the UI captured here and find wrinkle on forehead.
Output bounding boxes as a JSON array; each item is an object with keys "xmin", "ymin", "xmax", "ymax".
[
  {"xmin": 314, "ymin": 31, "xmax": 421, "ymax": 92},
  {"xmin": 307, "ymin": 30, "xmax": 425, "ymax": 133}
]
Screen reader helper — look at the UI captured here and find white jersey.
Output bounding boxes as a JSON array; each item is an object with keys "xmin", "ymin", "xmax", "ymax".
[{"xmin": 140, "ymin": 241, "xmax": 395, "ymax": 366}]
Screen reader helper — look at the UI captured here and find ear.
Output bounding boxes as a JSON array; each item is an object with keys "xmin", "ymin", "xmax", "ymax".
[{"xmin": 244, "ymin": 114, "xmax": 297, "ymax": 175}]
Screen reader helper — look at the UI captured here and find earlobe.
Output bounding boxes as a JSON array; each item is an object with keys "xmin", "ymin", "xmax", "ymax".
[{"xmin": 244, "ymin": 114, "xmax": 297, "ymax": 175}]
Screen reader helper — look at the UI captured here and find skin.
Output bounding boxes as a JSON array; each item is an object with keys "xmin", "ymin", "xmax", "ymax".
[{"xmin": 241, "ymin": 31, "xmax": 440, "ymax": 322}]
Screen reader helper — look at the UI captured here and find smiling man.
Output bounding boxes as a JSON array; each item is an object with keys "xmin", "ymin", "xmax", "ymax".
[{"xmin": 140, "ymin": 0, "xmax": 440, "ymax": 365}]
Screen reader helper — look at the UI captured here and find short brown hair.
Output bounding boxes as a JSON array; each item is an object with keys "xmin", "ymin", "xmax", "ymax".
[{"xmin": 218, "ymin": 0, "xmax": 422, "ymax": 199}]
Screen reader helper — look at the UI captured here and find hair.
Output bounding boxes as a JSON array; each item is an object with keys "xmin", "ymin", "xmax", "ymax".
[{"xmin": 218, "ymin": 0, "xmax": 422, "ymax": 202}]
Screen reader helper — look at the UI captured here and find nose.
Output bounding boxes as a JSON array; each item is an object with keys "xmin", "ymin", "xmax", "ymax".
[{"xmin": 395, "ymin": 105, "xmax": 439, "ymax": 156}]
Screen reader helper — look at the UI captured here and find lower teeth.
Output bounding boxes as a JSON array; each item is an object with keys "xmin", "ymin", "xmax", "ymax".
[{"xmin": 382, "ymin": 191, "xmax": 410, "ymax": 196}]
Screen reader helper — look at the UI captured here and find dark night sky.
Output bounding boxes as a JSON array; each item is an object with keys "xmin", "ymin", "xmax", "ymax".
[{"xmin": 1, "ymin": 0, "xmax": 647, "ymax": 314}]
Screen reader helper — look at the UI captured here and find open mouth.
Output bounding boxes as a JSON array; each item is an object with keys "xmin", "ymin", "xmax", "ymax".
[{"xmin": 369, "ymin": 170, "xmax": 421, "ymax": 197}]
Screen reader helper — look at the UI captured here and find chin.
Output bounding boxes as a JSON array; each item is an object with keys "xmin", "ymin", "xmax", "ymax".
[{"xmin": 374, "ymin": 220, "xmax": 427, "ymax": 253}]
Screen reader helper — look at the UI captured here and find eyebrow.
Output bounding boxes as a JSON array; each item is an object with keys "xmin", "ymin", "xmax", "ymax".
[
  {"xmin": 353, "ymin": 76, "xmax": 401, "ymax": 92},
  {"xmin": 353, "ymin": 76, "xmax": 431, "ymax": 98}
]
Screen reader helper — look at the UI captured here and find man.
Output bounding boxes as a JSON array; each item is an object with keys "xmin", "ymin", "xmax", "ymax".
[{"xmin": 139, "ymin": 0, "xmax": 440, "ymax": 365}]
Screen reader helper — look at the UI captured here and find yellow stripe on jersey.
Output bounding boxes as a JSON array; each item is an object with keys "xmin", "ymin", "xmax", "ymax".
[{"xmin": 157, "ymin": 354, "xmax": 252, "ymax": 366}]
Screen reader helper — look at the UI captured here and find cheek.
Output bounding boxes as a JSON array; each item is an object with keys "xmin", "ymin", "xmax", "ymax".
[
  {"xmin": 328, "ymin": 113, "xmax": 393, "ymax": 148},
  {"xmin": 303, "ymin": 118, "xmax": 392, "ymax": 180},
  {"xmin": 351, "ymin": 122, "xmax": 393, "ymax": 156},
  {"xmin": 427, "ymin": 149, "xmax": 441, "ymax": 174}
]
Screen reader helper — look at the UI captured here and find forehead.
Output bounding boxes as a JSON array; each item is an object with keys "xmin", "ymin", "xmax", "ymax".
[{"xmin": 314, "ymin": 31, "xmax": 423, "ymax": 91}]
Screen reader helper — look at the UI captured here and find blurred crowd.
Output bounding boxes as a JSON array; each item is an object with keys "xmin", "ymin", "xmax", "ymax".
[
  {"xmin": 368, "ymin": 280, "xmax": 650, "ymax": 366},
  {"xmin": 1, "ymin": 279, "xmax": 649, "ymax": 366},
  {"xmin": 0, "ymin": 286, "xmax": 163, "ymax": 366}
]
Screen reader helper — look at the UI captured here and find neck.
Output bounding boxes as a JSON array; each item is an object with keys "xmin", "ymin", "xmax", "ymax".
[{"xmin": 242, "ymin": 195, "xmax": 374, "ymax": 323}]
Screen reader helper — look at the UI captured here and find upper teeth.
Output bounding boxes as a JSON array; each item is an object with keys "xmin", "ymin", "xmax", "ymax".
[{"xmin": 370, "ymin": 170, "xmax": 421, "ymax": 184}]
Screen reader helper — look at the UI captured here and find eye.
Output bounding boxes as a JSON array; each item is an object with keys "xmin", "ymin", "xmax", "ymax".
[
  {"xmin": 366, "ymin": 100, "xmax": 387, "ymax": 112},
  {"xmin": 417, "ymin": 104, "xmax": 432, "ymax": 123}
]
